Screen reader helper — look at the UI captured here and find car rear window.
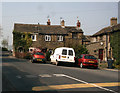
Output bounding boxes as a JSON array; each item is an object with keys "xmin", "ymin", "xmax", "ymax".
[
  {"xmin": 35, "ymin": 52, "xmax": 44, "ymax": 55},
  {"xmin": 62, "ymin": 49, "xmax": 67, "ymax": 55},
  {"xmin": 84, "ymin": 55, "xmax": 96, "ymax": 59},
  {"xmin": 68, "ymin": 50, "xmax": 73, "ymax": 56}
]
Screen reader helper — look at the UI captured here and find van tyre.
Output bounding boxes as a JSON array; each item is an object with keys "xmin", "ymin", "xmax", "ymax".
[{"xmin": 55, "ymin": 61, "xmax": 59, "ymax": 66}]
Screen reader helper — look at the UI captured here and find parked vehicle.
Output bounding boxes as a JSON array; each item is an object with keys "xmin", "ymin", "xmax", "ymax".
[
  {"xmin": 50, "ymin": 47, "xmax": 75, "ymax": 66},
  {"xmin": 76, "ymin": 54, "xmax": 98, "ymax": 69},
  {"xmin": 31, "ymin": 52, "xmax": 46, "ymax": 63}
]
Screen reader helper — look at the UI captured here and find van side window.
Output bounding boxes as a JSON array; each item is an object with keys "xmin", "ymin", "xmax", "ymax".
[
  {"xmin": 68, "ymin": 50, "xmax": 73, "ymax": 56},
  {"xmin": 62, "ymin": 49, "xmax": 67, "ymax": 55}
]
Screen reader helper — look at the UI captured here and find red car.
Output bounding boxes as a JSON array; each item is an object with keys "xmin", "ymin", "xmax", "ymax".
[
  {"xmin": 76, "ymin": 54, "xmax": 98, "ymax": 69},
  {"xmin": 31, "ymin": 52, "xmax": 46, "ymax": 63}
]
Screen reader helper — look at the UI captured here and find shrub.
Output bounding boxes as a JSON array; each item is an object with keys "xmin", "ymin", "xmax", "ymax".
[
  {"xmin": 2, "ymin": 47, "xmax": 8, "ymax": 51},
  {"xmin": 46, "ymin": 51, "xmax": 52, "ymax": 61},
  {"xmin": 24, "ymin": 53, "xmax": 32, "ymax": 59}
]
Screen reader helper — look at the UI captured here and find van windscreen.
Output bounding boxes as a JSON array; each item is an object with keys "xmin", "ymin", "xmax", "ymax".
[{"xmin": 62, "ymin": 49, "xmax": 67, "ymax": 55}]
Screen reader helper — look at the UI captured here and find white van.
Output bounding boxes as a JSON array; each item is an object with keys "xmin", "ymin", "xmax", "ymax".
[{"xmin": 50, "ymin": 47, "xmax": 75, "ymax": 65}]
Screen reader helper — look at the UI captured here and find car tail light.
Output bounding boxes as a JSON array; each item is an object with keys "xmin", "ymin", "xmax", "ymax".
[
  {"xmin": 59, "ymin": 55, "xmax": 61, "ymax": 59},
  {"xmin": 74, "ymin": 57, "xmax": 75, "ymax": 61}
]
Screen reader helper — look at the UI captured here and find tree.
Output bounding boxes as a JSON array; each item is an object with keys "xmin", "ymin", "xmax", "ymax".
[
  {"xmin": 110, "ymin": 31, "xmax": 120, "ymax": 66},
  {"xmin": 0, "ymin": 25, "xmax": 3, "ymax": 39},
  {"xmin": 1, "ymin": 39, "xmax": 8, "ymax": 48},
  {"xmin": 65, "ymin": 41, "xmax": 88, "ymax": 56}
]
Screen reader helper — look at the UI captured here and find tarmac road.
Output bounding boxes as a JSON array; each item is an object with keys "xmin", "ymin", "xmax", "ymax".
[{"xmin": 1, "ymin": 52, "xmax": 120, "ymax": 93}]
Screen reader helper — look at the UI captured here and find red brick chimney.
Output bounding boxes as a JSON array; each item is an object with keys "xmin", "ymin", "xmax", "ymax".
[
  {"xmin": 61, "ymin": 20, "xmax": 65, "ymax": 28},
  {"xmin": 47, "ymin": 19, "xmax": 51, "ymax": 25},
  {"xmin": 77, "ymin": 20, "xmax": 81, "ymax": 28},
  {"xmin": 110, "ymin": 17, "xmax": 117, "ymax": 26}
]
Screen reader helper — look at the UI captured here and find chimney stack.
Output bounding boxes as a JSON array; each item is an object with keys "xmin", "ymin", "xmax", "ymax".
[
  {"xmin": 47, "ymin": 19, "xmax": 51, "ymax": 25},
  {"xmin": 61, "ymin": 20, "xmax": 65, "ymax": 28},
  {"xmin": 77, "ymin": 20, "xmax": 81, "ymax": 28},
  {"xmin": 110, "ymin": 17, "xmax": 117, "ymax": 26}
]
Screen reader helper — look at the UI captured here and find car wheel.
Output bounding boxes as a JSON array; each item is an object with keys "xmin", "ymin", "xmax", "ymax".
[
  {"xmin": 32, "ymin": 59, "xmax": 36, "ymax": 63},
  {"xmin": 43, "ymin": 61, "xmax": 46, "ymax": 64},
  {"xmin": 80, "ymin": 63, "xmax": 83, "ymax": 68},
  {"xmin": 94, "ymin": 66, "xmax": 98, "ymax": 69}
]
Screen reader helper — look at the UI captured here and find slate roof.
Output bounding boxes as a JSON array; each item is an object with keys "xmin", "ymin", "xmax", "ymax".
[
  {"xmin": 82, "ymin": 35, "xmax": 91, "ymax": 42},
  {"xmin": 93, "ymin": 24, "xmax": 120, "ymax": 36},
  {"xmin": 14, "ymin": 23, "xmax": 83, "ymax": 35}
]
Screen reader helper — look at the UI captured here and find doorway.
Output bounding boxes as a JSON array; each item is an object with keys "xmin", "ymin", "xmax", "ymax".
[{"xmin": 99, "ymin": 49, "xmax": 103, "ymax": 60}]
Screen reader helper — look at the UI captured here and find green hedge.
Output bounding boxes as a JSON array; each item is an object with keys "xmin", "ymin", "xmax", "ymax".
[{"xmin": 110, "ymin": 31, "xmax": 120, "ymax": 65}]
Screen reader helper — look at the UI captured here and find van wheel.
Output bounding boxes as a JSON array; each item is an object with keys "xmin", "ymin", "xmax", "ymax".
[
  {"xmin": 80, "ymin": 63, "xmax": 83, "ymax": 68},
  {"xmin": 55, "ymin": 61, "xmax": 59, "ymax": 66}
]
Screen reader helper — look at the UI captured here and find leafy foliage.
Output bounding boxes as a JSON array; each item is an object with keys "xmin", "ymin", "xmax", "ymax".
[
  {"xmin": 1, "ymin": 39, "xmax": 8, "ymax": 48},
  {"xmin": 66, "ymin": 41, "xmax": 88, "ymax": 56},
  {"xmin": 110, "ymin": 31, "xmax": 120, "ymax": 65},
  {"xmin": 2, "ymin": 47, "xmax": 8, "ymax": 51},
  {"xmin": 46, "ymin": 51, "xmax": 52, "ymax": 61},
  {"xmin": 13, "ymin": 31, "xmax": 32, "ymax": 52}
]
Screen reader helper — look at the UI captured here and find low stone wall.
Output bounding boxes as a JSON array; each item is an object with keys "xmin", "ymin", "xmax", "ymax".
[{"xmin": 15, "ymin": 52, "xmax": 26, "ymax": 59}]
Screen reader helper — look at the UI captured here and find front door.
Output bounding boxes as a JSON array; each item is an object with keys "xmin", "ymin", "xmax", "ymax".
[{"xmin": 99, "ymin": 49, "xmax": 103, "ymax": 60}]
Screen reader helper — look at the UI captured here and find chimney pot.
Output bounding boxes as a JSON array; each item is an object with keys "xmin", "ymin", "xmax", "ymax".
[
  {"xmin": 77, "ymin": 20, "xmax": 81, "ymax": 28},
  {"xmin": 61, "ymin": 20, "xmax": 65, "ymax": 28},
  {"xmin": 47, "ymin": 19, "xmax": 51, "ymax": 25}
]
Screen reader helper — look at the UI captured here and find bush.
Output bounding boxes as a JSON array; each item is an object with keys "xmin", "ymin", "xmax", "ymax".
[
  {"xmin": 24, "ymin": 53, "xmax": 32, "ymax": 59},
  {"xmin": 46, "ymin": 51, "xmax": 51, "ymax": 61},
  {"xmin": 110, "ymin": 31, "xmax": 120, "ymax": 66},
  {"xmin": 2, "ymin": 47, "xmax": 8, "ymax": 51},
  {"xmin": 71, "ymin": 44, "xmax": 88, "ymax": 56}
]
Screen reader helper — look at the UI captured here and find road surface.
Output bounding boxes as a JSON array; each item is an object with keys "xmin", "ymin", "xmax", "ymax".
[{"xmin": 1, "ymin": 52, "xmax": 120, "ymax": 93}]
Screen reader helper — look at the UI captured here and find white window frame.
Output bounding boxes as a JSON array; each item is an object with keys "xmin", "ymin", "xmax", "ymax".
[
  {"xmin": 45, "ymin": 35, "xmax": 51, "ymax": 41},
  {"xmin": 31, "ymin": 34, "xmax": 37, "ymax": 41},
  {"xmin": 57, "ymin": 35, "xmax": 63, "ymax": 41}
]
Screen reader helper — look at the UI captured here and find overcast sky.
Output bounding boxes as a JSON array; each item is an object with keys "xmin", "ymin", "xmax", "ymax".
[{"xmin": 0, "ymin": 0, "xmax": 119, "ymax": 48}]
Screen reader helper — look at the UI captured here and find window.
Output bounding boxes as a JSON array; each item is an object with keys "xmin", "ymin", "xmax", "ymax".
[
  {"xmin": 72, "ymin": 33, "xmax": 77, "ymax": 39},
  {"xmin": 68, "ymin": 50, "xmax": 73, "ymax": 56},
  {"xmin": 31, "ymin": 34, "xmax": 36, "ymax": 41},
  {"xmin": 45, "ymin": 35, "xmax": 51, "ymax": 41},
  {"xmin": 21, "ymin": 35, "xmax": 25, "ymax": 38},
  {"xmin": 100, "ymin": 36, "xmax": 102, "ymax": 40},
  {"xmin": 57, "ymin": 35, "xmax": 63, "ymax": 41},
  {"xmin": 62, "ymin": 49, "xmax": 67, "ymax": 55}
]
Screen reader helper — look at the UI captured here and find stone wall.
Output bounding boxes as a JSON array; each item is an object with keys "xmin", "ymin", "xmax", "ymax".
[
  {"xmin": 86, "ymin": 41, "xmax": 104, "ymax": 59},
  {"xmin": 31, "ymin": 32, "xmax": 83, "ymax": 50}
]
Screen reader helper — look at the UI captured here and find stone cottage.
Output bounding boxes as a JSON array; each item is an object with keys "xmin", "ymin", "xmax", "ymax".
[
  {"xmin": 86, "ymin": 17, "xmax": 120, "ymax": 61},
  {"xmin": 13, "ymin": 19, "xmax": 88, "ymax": 57}
]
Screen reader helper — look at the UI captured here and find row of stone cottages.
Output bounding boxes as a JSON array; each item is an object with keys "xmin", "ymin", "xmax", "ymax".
[{"xmin": 12, "ymin": 17, "xmax": 120, "ymax": 62}]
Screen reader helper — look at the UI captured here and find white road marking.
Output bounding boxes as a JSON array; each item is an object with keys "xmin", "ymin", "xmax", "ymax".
[
  {"xmin": 39, "ymin": 74, "xmax": 52, "ymax": 77},
  {"xmin": 53, "ymin": 74, "xmax": 66, "ymax": 77},
  {"xmin": 61, "ymin": 74, "xmax": 117, "ymax": 93}
]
